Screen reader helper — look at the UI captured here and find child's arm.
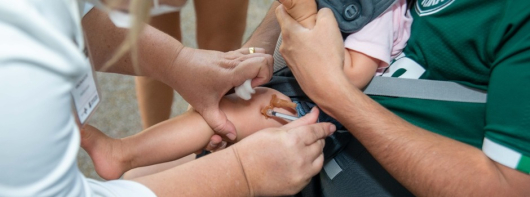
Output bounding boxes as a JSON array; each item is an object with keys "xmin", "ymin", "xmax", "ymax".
[
  {"xmin": 343, "ymin": 49, "xmax": 381, "ymax": 89},
  {"xmin": 280, "ymin": 0, "xmax": 317, "ymax": 28},
  {"xmin": 279, "ymin": 0, "xmax": 380, "ymax": 89}
]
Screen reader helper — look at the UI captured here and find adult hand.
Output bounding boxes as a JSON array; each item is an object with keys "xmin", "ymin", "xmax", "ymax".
[
  {"xmin": 275, "ymin": 6, "xmax": 347, "ymax": 105},
  {"xmin": 167, "ymin": 47, "xmax": 273, "ymax": 141},
  {"xmin": 232, "ymin": 108, "xmax": 336, "ymax": 196}
]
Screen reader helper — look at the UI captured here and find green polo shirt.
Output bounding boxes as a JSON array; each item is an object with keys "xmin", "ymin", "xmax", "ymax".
[{"xmin": 373, "ymin": 0, "xmax": 530, "ymax": 173}]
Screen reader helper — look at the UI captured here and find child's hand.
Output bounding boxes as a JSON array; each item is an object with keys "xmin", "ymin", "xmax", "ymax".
[
  {"xmin": 196, "ymin": 135, "xmax": 228, "ymax": 154},
  {"xmin": 278, "ymin": 0, "xmax": 318, "ymax": 28}
]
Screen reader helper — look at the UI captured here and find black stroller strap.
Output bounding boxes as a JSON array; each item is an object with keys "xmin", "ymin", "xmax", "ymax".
[{"xmin": 317, "ymin": 0, "xmax": 397, "ymax": 33}]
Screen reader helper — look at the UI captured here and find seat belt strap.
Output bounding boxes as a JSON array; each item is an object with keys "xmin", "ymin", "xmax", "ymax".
[{"xmin": 364, "ymin": 77, "xmax": 487, "ymax": 103}]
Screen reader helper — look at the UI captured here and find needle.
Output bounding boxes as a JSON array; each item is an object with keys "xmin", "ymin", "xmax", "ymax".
[{"xmin": 266, "ymin": 109, "xmax": 299, "ymax": 121}]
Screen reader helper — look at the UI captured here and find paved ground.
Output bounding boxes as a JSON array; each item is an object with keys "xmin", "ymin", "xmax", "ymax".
[{"xmin": 78, "ymin": 0, "xmax": 275, "ymax": 180}]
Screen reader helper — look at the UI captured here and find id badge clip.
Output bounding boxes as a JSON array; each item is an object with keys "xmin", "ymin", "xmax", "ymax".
[{"xmin": 71, "ymin": 60, "xmax": 101, "ymax": 127}]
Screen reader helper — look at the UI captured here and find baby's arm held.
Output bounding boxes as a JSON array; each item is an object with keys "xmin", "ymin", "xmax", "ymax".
[
  {"xmin": 343, "ymin": 49, "xmax": 381, "ymax": 89},
  {"xmin": 280, "ymin": 0, "xmax": 318, "ymax": 28}
]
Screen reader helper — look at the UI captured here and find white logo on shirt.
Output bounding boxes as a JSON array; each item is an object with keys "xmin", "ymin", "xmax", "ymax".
[
  {"xmin": 380, "ymin": 53, "xmax": 425, "ymax": 79},
  {"xmin": 415, "ymin": 0, "xmax": 455, "ymax": 16}
]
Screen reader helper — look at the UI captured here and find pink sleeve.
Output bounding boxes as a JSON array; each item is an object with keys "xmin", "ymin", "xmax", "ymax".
[{"xmin": 343, "ymin": 0, "xmax": 412, "ymax": 68}]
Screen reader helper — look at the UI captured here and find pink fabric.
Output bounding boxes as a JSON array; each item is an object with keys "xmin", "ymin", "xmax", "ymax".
[{"xmin": 343, "ymin": 0, "xmax": 412, "ymax": 68}]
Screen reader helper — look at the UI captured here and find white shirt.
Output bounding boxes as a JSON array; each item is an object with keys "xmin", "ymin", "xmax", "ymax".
[{"xmin": 0, "ymin": 0, "xmax": 155, "ymax": 196}]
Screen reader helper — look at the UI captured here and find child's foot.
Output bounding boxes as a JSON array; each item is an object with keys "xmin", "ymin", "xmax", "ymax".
[
  {"xmin": 280, "ymin": 0, "xmax": 317, "ymax": 28},
  {"xmin": 80, "ymin": 125, "xmax": 132, "ymax": 180}
]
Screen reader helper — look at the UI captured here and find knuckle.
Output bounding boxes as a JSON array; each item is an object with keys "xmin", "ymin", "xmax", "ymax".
[
  {"xmin": 209, "ymin": 121, "xmax": 227, "ymax": 135},
  {"xmin": 287, "ymin": 135, "xmax": 300, "ymax": 147}
]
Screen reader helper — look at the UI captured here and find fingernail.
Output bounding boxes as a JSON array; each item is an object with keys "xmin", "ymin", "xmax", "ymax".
[
  {"xmin": 329, "ymin": 124, "xmax": 336, "ymax": 133},
  {"xmin": 310, "ymin": 107, "xmax": 316, "ymax": 113},
  {"xmin": 220, "ymin": 141, "xmax": 228, "ymax": 148},
  {"xmin": 210, "ymin": 141, "xmax": 219, "ymax": 148},
  {"xmin": 227, "ymin": 133, "xmax": 236, "ymax": 141}
]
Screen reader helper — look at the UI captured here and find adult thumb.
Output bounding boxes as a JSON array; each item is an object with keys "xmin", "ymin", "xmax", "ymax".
[{"xmin": 201, "ymin": 108, "xmax": 238, "ymax": 141}]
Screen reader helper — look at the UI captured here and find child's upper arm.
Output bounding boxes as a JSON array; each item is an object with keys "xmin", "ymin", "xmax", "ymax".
[
  {"xmin": 341, "ymin": 0, "xmax": 412, "ymax": 88},
  {"xmin": 343, "ymin": 0, "xmax": 412, "ymax": 67},
  {"xmin": 343, "ymin": 49, "xmax": 380, "ymax": 89}
]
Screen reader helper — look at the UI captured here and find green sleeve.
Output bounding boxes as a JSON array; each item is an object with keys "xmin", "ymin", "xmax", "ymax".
[{"xmin": 483, "ymin": 0, "xmax": 530, "ymax": 174}]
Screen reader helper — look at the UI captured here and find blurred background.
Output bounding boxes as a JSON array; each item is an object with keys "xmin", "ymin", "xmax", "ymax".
[{"xmin": 78, "ymin": 0, "xmax": 275, "ymax": 180}]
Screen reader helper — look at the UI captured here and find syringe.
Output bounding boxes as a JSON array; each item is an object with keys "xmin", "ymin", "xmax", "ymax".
[{"xmin": 266, "ymin": 109, "xmax": 299, "ymax": 121}]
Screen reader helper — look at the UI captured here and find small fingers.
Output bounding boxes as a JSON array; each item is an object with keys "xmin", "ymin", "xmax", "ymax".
[
  {"xmin": 210, "ymin": 141, "xmax": 228, "ymax": 152},
  {"xmin": 275, "ymin": 4, "xmax": 303, "ymax": 35},
  {"xmin": 203, "ymin": 135, "xmax": 223, "ymax": 152},
  {"xmin": 277, "ymin": 0, "xmax": 294, "ymax": 9}
]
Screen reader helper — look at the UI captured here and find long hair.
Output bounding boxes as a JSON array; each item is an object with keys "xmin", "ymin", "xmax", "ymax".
[{"xmin": 99, "ymin": 0, "xmax": 152, "ymax": 75}]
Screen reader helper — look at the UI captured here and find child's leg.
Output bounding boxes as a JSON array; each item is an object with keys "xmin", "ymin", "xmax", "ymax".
[
  {"xmin": 280, "ymin": 0, "xmax": 317, "ymax": 28},
  {"xmin": 81, "ymin": 87, "xmax": 296, "ymax": 180}
]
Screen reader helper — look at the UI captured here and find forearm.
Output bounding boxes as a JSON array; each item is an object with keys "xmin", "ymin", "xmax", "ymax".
[
  {"xmin": 123, "ymin": 111, "xmax": 214, "ymax": 169},
  {"xmin": 134, "ymin": 147, "xmax": 250, "ymax": 196},
  {"xmin": 319, "ymin": 78, "xmax": 528, "ymax": 196},
  {"xmin": 242, "ymin": 1, "xmax": 281, "ymax": 55},
  {"xmin": 82, "ymin": 8, "xmax": 183, "ymax": 77}
]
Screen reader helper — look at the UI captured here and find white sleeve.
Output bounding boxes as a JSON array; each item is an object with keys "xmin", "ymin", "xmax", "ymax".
[
  {"xmin": 0, "ymin": 13, "xmax": 87, "ymax": 196},
  {"xmin": 0, "ymin": 2, "xmax": 155, "ymax": 196},
  {"xmin": 83, "ymin": 1, "xmax": 95, "ymax": 17}
]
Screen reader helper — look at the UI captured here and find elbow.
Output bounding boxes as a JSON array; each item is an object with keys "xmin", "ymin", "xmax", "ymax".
[{"xmin": 343, "ymin": 65, "xmax": 372, "ymax": 90}]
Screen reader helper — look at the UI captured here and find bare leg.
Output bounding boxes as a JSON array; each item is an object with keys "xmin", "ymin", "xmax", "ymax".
[
  {"xmin": 126, "ymin": 0, "xmax": 250, "ymax": 179},
  {"xmin": 135, "ymin": 12, "xmax": 182, "ymax": 129},
  {"xmin": 121, "ymin": 154, "xmax": 196, "ymax": 180},
  {"xmin": 82, "ymin": 88, "xmax": 295, "ymax": 180}
]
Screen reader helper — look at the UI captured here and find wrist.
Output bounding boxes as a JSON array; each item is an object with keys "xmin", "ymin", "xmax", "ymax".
[
  {"xmin": 145, "ymin": 43, "xmax": 187, "ymax": 87},
  {"xmin": 314, "ymin": 75, "xmax": 359, "ymax": 116},
  {"xmin": 231, "ymin": 146, "xmax": 254, "ymax": 196},
  {"xmin": 242, "ymin": 2, "xmax": 281, "ymax": 55}
]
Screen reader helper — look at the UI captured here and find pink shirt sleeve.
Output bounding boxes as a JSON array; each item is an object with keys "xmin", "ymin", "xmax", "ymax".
[{"xmin": 343, "ymin": 0, "xmax": 412, "ymax": 68}]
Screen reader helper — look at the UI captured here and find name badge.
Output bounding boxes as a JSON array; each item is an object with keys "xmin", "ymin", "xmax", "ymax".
[{"xmin": 71, "ymin": 67, "xmax": 100, "ymax": 125}]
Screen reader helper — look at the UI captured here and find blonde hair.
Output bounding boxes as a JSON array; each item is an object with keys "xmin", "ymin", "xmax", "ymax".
[{"xmin": 99, "ymin": 0, "xmax": 152, "ymax": 75}]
